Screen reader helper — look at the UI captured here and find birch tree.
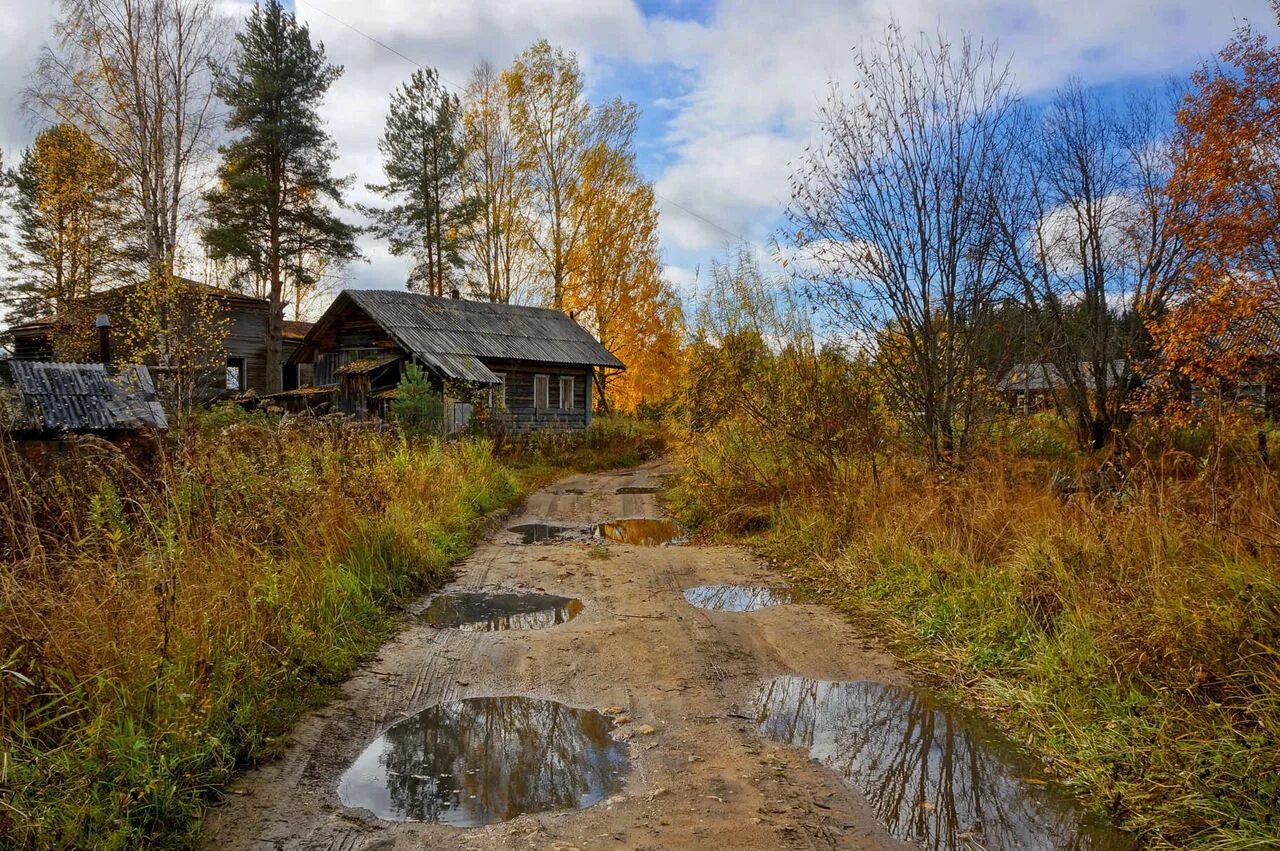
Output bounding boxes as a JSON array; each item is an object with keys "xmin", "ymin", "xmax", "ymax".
[
  {"xmin": 27, "ymin": 0, "xmax": 228, "ymax": 280},
  {"xmin": 460, "ymin": 61, "xmax": 533, "ymax": 303}
]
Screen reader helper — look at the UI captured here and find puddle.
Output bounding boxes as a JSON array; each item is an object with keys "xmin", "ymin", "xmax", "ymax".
[
  {"xmin": 418, "ymin": 592, "xmax": 582, "ymax": 631},
  {"xmin": 683, "ymin": 585, "xmax": 795, "ymax": 612},
  {"xmin": 338, "ymin": 696, "xmax": 630, "ymax": 825},
  {"xmin": 616, "ymin": 485, "xmax": 660, "ymax": 494},
  {"xmin": 508, "ymin": 523, "xmax": 571, "ymax": 544},
  {"xmin": 597, "ymin": 517, "xmax": 682, "ymax": 546},
  {"xmin": 752, "ymin": 677, "xmax": 1130, "ymax": 850}
]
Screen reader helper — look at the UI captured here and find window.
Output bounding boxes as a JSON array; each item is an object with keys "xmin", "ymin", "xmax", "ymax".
[
  {"xmin": 534, "ymin": 374, "xmax": 550, "ymax": 409},
  {"xmin": 226, "ymin": 356, "xmax": 246, "ymax": 392},
  {"xmin": 490, "ymin": 373, "xmax": 506, "ymax": 411},
  {"xmin": 559, "ymin": 376, "xmax": 575, "ymax": 410}
]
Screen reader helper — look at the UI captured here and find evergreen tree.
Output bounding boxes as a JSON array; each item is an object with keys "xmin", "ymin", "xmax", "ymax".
[
  {"xmin": 363, "ymin": 68, "xmax": 478, "ymax": 296},
  {"xmin": 202, "ymin": 0, "xmax": 359, "ymax": 394},
  {"xmin": 4, "ymin": 124, "xmax": 139, "ymax": 326}
]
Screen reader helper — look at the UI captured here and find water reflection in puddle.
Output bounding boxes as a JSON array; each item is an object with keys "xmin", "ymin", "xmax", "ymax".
[
  {"xmin": 508, "ymin": 523, "xmax": 572, "ymax": 544},
  {"xmin": 684, "ymin": 585, "xmax": 795, "ymax": 612},
  {"xmin": 597, "ymin": 517, "xmax": 682, "ymax": 546},
  {"xmin": 338, "ymin": 697, "xmax": 630, "ymax": 825},
  {"xmin": 419, "ymin": 592, "xmax": 582, "ymax": 631},
  {"xmin": 752, "ymin": 677, "xmax": 1131, "ymax": 850},
  {"xmin": 616, "ymin": 485, "xmax": 660, "ymax": 495}
]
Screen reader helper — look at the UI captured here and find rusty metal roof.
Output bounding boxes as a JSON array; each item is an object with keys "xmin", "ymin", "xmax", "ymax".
[
  {"xmin": 330, "ymin": 290, "xmax": 625, "ymax": 383},
  {"xmin": 0, "ymin": 361, "xmax": 168, "ymax": 433}
]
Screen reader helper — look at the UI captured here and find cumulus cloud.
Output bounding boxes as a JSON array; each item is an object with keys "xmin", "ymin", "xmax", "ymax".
[{"xmin": 0, "ymin": 0, "xmax": 1270, "ymax": 292}]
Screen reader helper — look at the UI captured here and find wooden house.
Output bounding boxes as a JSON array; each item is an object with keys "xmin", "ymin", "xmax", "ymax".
[
  {"xmin": 6, "ymin": 278, "xmax": 314, "ymax": 397},
  {"xmin": 285, "ymin": 289, "xmax": 625, "ymax": 431}
]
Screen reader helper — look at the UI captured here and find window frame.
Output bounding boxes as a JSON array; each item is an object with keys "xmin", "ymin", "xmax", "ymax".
[
  {"xmin": 533, "ymin": 374, "xmax": 550, "ymax": 410},
  {"xmin": 558, "ymin": 375, "xmax": 575, "ymax": 411},
  {"xmin": 226, "ymin": 356, "xmax": 246, "ymax": 392}
]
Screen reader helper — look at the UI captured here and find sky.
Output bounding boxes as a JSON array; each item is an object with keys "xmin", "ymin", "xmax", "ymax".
[{"xmin": 0, "ymin": 0, "xmax": 1275, "ymax": 314}]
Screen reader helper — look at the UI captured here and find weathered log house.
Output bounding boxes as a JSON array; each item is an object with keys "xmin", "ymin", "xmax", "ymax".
[
  {"xmin": 285, "ymin": 289, "xmax": 625, "ymax": 431},
  {"xmin": 6, "ymin": 278, "xmax": 314, "ymax": 396}
]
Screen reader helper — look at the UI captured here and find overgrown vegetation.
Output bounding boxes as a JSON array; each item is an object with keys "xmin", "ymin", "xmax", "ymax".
[
  {"xmin": 669, "ymin": 255, "xmax": 1280, "ymax": 847},
  {"xmin": 0, "ymin": 410, "xmax": 661, "ymax": 849}
]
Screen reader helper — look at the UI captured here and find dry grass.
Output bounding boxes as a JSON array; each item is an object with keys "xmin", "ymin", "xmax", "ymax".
[
  {"xmin": 0, "ymin": 408, "xmax": 660, "ymax": 849},
  {"xmin": 671, "ymin": 414, "xmax": 1280, "ymax": 848}
]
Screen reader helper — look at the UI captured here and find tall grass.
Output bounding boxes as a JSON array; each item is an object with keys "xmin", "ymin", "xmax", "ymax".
[
  {"xmin": 0, "ymin": 410, "xmax": 659, "ymax": 849},
  {"xmin": 671, "ymin": 415, "xmax": 1280, "ymax": 848}
]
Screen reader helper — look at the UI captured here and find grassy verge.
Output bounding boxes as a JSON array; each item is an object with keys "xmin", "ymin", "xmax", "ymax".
[
  {"xmin": 0, "ymin": 410, "xmax": 661, "ymax": 849},
  {"xmin": 669, "ymin": 416, "xmax": 1280, "ymax": 849}
]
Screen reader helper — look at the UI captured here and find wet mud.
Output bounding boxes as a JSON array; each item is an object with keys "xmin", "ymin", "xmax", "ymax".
[
  {"xmin": 338, "ymin": 696, "xmax": 630, "ymax": 826},
  {"xmin": 752, "ymin": 676, "xmax": 1132, "ymax": 850},
  {"xmin": 418, "ymin": 592, "xmax": 583, "ymax": 632}
]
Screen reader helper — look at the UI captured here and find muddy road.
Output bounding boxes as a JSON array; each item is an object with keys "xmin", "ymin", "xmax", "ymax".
[{"xmin": 199, "ymin": 463, "xmax": 1115, "ymax": 850}]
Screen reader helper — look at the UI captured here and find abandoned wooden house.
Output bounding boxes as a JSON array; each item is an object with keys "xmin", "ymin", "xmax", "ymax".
[
  {"xmin": 283, "ymin": 289, "xmax": 625, "ymax": 431},
  {"xmin": 997, "ymin": 361, "xmax": 1128, "ymax": 413},
  {"xmin": 6, "ymin": 278, "xmax": 314, "ymax": 396}
]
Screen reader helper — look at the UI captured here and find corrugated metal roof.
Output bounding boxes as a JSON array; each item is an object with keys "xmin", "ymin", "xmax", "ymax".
[
  {"xmin": 340, "ymin": 290, "xmax": 625, "ymax": 381},
  {"xmin": 335, "ymin": 353, "xmax": 401, "ymax": 376},
  {"xmin": 0, "ymin": 361, "xmax": 168, "ymax": 433}
]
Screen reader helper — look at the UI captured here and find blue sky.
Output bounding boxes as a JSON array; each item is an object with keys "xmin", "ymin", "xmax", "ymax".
[{"xmin": 1, "ymin": 0, "xmax": 1276, "ymax": 315}]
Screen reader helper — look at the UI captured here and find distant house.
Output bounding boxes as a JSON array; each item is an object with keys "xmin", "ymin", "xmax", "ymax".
[
  {"xmin": 6, "ymin": 278, "xmax": 314, "ymax": 396},
  {"xmin": 997, "ymin": 361, "xmax": 1127, "ymax": 413},
  {"xmin": 284, "ymin": 289, "xmax": 625, "ymax": 431}
]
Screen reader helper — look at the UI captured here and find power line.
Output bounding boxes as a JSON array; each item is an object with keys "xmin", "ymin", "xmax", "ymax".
[{"xmin": 294, "ymin": 0, "xmax": 752, "ymax": 248}]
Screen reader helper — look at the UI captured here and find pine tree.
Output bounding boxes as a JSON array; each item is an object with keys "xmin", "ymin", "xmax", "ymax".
[
  {"xmin": 3, "ymin": 124, "xmax": 139, "ymax": 326},
  {"xmin": 363, "ymin": 68, "xmax": 478, "ymax": 296},
  {"xmin": 202, "ymin": 0, "xmax": 359, "ymax": 394}
]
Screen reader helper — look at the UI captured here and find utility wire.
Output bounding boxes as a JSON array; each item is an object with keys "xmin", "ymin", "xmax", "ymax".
[{"xmin": 295, "ymin": 0, "xmax": 752, "ymax": 247}]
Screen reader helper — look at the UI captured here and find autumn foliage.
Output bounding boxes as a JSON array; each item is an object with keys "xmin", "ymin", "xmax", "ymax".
[{"xmin": 1158, "ymin": 2, "xmax": 1280, "ymax": 388}]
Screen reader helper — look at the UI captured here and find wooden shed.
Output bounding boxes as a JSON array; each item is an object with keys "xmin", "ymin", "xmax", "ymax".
[{"xmin": 288, "ymin": 289, "xmax": 625, "ymax": 432}]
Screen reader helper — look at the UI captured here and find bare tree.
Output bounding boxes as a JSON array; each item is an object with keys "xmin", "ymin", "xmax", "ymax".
[
  {"xmin": 27, "ymin": 0, "xmax": 229, "ymax": 281},
  {"xmin": 995, "ymin": 81, "xmax": 1189, "ymax": 448},
  {"xmin": 787, "ymin": 24, "xmax": 1019, "ymax": 463}
]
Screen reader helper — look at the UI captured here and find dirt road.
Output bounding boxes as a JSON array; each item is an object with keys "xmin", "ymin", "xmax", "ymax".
[{"xmin": 200, "ymin": 462, "xmax": 908, "ymax": 850}]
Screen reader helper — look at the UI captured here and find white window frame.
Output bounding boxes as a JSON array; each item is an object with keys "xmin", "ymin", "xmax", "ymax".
[
  {"xmin": 534, "ymin": 374, "xmax": 550, "ymax": 410},
  {"xmin": 559, "ymin": 375, "xmax": 575, "ymax": 411}
]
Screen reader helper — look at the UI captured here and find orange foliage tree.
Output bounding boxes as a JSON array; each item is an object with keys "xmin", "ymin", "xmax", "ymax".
[{"xmin": 1159, "ymin": 3, "xmax": 1280, "ymax": 389}]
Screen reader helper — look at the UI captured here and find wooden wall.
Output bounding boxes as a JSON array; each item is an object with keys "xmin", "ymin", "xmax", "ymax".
[{"xmin": 486, "ymin": 360, "xmax": 593, "ymax": 432}]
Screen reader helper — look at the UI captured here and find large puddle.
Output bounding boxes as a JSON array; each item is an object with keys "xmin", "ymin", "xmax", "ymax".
[
  {"xmin": 683, "ymin": 585, "xmax": 795, "ymax": 612},
  {"xmin": 338, "ymin": 696, "xmax": 630, "ymax": 825},
  {"xmin": 508, "ymin": 523, "xmax": 572, "ymax": 544},
  {"xmin": 752, "ymin": 677, "xmax": 1131, "ymax": 850},
  {"xmin": 616, "ymin": 485, "xmax": 660, "ymax": 495},
  {"xmin": 597, "ymin": 517, "xmax": 682, "ymax": 546},
  {"xmin": 419, "ymin": 592, "xmax": 582, "ymax": 631}
]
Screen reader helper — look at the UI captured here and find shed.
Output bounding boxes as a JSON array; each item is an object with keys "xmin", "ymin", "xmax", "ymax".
[{"xmin": 0, "ymin": 360, "xmax": 168, "ymax": 436}]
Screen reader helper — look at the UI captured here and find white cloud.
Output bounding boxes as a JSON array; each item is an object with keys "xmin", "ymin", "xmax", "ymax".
[{"xmin": 0, "ymin": 0, "xmax": 1271, "ymax": 292}]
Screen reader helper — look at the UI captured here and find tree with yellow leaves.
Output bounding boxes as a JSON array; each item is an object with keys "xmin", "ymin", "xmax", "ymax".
[
  {"xmin": 460, "ymin": 61, "xmax": 535, "ymax": 303},
  {"xmin": 4, "ymin": 123, "xmax": 140, "ymax": 327},
  {"xmin": 565, "ymin": 114, "xmax": 684, "ymax": 412}
]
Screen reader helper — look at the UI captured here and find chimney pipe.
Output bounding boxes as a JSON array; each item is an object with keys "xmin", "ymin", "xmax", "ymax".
[
  {"xmin": 96, "ymin": 313, "xmax": 112, "ymax": 366},
  {"xmin": 449, "ymin": 287, "xmax": 460, "ymax": 300}
]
